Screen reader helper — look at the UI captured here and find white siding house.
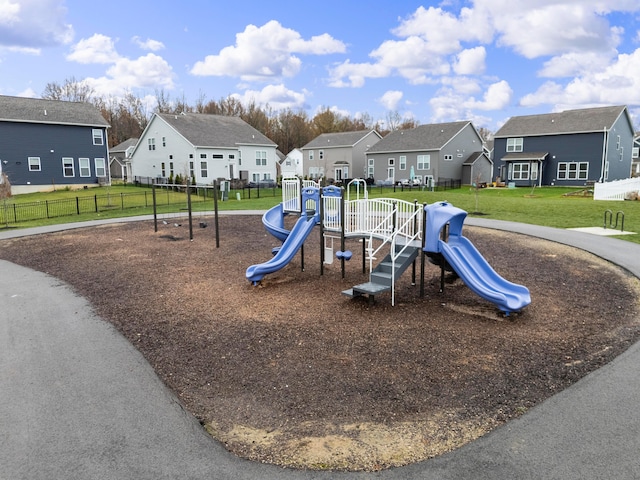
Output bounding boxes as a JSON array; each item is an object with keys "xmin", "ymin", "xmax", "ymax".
[{"xmin": 130, "ymin": 112, "xmax": 278, "ymax": 184}]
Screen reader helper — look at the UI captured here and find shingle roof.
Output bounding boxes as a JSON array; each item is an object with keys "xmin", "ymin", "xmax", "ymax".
[
  {"xmin": 366, "ymin": 121, "xmax": 471, "ymax": 154},
  {"xmin": 0, "ymin": 95, "xmax": 110, "ymax": 127},
  {"xmin": 494, "ymin": 105, "xmax": 627, "ymax": 138},
  {"xmin": 157, "ymin": 113, "xmax": 276, "ymax": 148},
  {"xmin": 301, "ymin": 130, "xmax": 379, "ymax": 149},
  {"xmin": 110, "ymin": 138, "xmax": 138, "ymax": 153}
]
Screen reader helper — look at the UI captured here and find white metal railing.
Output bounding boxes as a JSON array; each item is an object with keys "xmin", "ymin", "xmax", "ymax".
[
  {"xmin": 594, "ymin": 178, "xmax": 640, "ymax": 201},
  {"xmin": 282, "ymin": 177, "xmax": 320, "ymax": 212}
]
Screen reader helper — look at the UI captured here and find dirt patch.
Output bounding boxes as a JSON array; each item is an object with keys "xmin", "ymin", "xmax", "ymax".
[{"xmin": 1, "ymin": 215, "xmax": 639, "ymax": 471}]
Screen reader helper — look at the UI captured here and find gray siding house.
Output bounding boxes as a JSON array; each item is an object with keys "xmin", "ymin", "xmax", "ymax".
[
  {"xmin": 0, "ymin": 95, "xmax": 110, "ymax": 194},
  {"xmin": 130, "ymin": 112, "xmax": 278, "ymax": 185},
  {"xmin": 301, "ymin": 130, "xmax": 382, "ymax": 183},
  {"xmin": 109, "ymin": 137, "xmax": 138, "ymax": 181},
  {"xmin": 493, "ymin": 105, "xmax": 634, "ymax": 187},
  {"xmin": 365, "ymin": 121, "xmax": 485, "ymax": 186}
]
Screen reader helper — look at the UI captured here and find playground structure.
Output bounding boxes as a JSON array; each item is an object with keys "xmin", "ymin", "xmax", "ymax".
[{"xmin": 246, "ymin": 177, "xmax": 531, "ymax": 314}]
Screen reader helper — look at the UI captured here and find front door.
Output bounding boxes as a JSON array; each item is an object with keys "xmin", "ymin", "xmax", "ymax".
[{"xmin": 387, "ymin": 167, "xmax": 395, "ymax": 183}]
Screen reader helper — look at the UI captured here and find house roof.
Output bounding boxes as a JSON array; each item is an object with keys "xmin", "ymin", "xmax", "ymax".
[
  {"xmin": 462, "ymin": 151, "xmax": 491, "ymax": 166},
  {"xmin": 110, "ymin": 138, "xmax": 138, "ymax": 153},
  {"xmin": 0, "ymin": 95, "xmax": 110, "ymax": 127},
  {"xmin": 301, "ymin": 130, "xmax": 380, "ymax": 150},
  {"xmin": 494, "ymin": 105, "xmax": 628, "ymax": 138},
  {"xmin": 366, "ymin": 121, "xmax": 472, "ymax": 154},
  {"xmin": 156, "ymin": 113, "xmax": 276, "ymax": 148},
  {"xmin": 502, "ymin": 152, "xmax": 549, "ymax": 161}
]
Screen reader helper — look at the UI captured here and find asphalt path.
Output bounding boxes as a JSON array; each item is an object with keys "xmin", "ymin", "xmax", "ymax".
[{"xmin": 1, "ymin": 215, "xmax": 640, "ymax": 479}]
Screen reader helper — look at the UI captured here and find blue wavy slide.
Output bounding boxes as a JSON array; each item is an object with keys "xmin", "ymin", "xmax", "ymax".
[
  {"xmin": 261, "ymin": 203, "xmax": 290, "ymax": 242},
  {"xmin": 246, "ymin": 214, "xmax": 316, "ymax": 284},
  {"xmin": 439, "ymin": 235, "xmax": 531, "ymax": 314}
]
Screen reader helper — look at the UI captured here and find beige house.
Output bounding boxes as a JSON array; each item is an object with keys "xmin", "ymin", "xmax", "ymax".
[{"xmin": 301, "ymin": 130, "xmax": 382, "ymax": 183}]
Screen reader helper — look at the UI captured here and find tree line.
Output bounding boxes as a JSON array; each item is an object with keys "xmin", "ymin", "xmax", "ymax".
[{"xmin": 42, "ymin": 77, "xmax": 493, "ymax": 153}]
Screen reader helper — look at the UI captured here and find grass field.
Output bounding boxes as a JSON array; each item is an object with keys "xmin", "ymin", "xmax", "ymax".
[{"xmin": 3, "ymin": 183, "xmax": 640, "ymax": 244}]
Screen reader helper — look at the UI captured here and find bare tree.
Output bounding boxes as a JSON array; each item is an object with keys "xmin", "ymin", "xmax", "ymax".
[
  {"xmin": 42, "ymin": 76, "xmax": 95, "ymax": 102},
  {"xmin": 0, "ymin": 172, "xmax": 11, "ymax": 228}
]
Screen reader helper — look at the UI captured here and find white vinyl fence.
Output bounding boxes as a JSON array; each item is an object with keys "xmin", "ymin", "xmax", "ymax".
[{"xmin": 594, "ymin": 178, "xmax": 640, "ymax": 201}]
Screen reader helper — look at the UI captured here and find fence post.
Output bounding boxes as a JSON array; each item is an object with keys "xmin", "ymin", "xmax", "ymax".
[
  {"xmin": 121, "ymin": 192, "xmax": 124, "ymax": 210},
  {"xmin": 46, "ymin": 200, "xmax": 50, "ymax": 219},
  {"xmin": 94, "ymin": 195, "xmax": 98, "ymax": 213}
]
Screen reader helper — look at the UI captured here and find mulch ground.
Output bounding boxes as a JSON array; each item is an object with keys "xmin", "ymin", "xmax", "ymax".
[{"xmin": 1, "ymin": 214, "xmax": 639, "ymax": 471}]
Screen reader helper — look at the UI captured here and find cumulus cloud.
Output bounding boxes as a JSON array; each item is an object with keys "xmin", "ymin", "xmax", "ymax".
[
  {"xmin": 0, "ymin": 0, "xmax": 73, "ymax": 49},
  {"xmin": 520, "ymin": 48, "xmax": 640, "ymax": 108},
  {"xmin": 453, "ymin": 46, "xmax": 486, "ymax": 75},
  {"xmin": 66, "ymin": 34, "xmax": 119, "ymax": 64},
  {"xmin": 378, "ymin": 90, "xmax": 403, "ymax": 111},
  {"xmin": 132, "ymin": 36, "xmax": 165, "ymax": 52},
  {"xmin": 231, "ymin": 84, "xmax": 307, "ymax": 111},
  {"xmin": 66, "ymin": 34, "xmax": 175, "ymax": 96},
  {"xmin": 191, "ymin": 20, "xmax": 345, "ymax": 81}
]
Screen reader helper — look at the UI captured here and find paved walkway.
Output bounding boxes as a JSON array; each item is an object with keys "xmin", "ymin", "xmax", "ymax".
[{"xmin": 1, "ymin": 216, "xmax": 640, "ymax": 479}]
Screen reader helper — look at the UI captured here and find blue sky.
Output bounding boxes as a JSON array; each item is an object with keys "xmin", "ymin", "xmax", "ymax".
[{"xmin": 1, "ymin": 0, "xmax": 640, "ymax": 131}]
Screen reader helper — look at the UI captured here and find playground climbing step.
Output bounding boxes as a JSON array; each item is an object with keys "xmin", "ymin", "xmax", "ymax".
[{"xmin": 343, "ymin": 245, "xmax": 419, "ymax": 303}]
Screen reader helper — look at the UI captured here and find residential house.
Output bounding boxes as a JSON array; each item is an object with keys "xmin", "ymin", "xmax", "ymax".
[
  {"xmin": 280, "ymin": 148, "xmax": 304, "ymax": 178},
  {"xmin": 493, "ymin": 105, "xmax": 634, "ymax": 187},
  {"xmin": 365, "ymin": 121, "xmax": 486, "ymax": 186},
  {"xmin": 109, "ymin": 137, "xmax": 138, "ymax": 181},
  {"xmin": 129, "ymin": 112, "xmax": 278, "ymax": 185},
  {"xmin": 301, "ymin": 130, "xmax": 382, "ymax": 183},
  {"xmin": 0, "ymin": 95, "xmax": 110, "ymax": 194}
]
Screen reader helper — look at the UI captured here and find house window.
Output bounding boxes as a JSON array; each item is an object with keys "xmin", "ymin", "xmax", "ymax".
[
  {"xmin": 255, "ymin": 151, "xmax": 267, "ymax": 166},
  {"xmin": 95, "ymin": 158, "xmax": 106, "ymax": 177},
  {"xmin": 620, "ymin": 147, "xmax": 624, "ymax": 161},
  {"xmin": 444, "ymin": 154, "xmax": 453, "ymax": 161},
  {"xmin": 200, "ymin": 153, "xmax": 207, "ymax": 159},
  {"xmin": 162, "ymin": 136, "xmax": 166, "ymax": 147},
  {"xmin": 309, "ymin": 167, "xmax": 324, "ymax": 179},
  {"xmin": 387, "ymin": 158, "xmax": 395, "ymax": 166},
  {"xmin": 252, "ymin": 173, "xmax": 260, "ymax": 182},
  {"xmin": 212, "ymin": 154, "xmax": 223, "ymax": 159},
  {"xmin": 189, "ymin": 161, "xmax": 195, "ymax": 179},
  {"xmin": 319, "ymin": 150, "xmax": 324, "ymax": 160},
  {"xmin": 200, "ymin": 161, "xmax": 208, "ymax": 178},
  {"xmin": 511, "ymin": 162, "xmax": 530, "ymax": 180},
  {"xmin": 399, "ymin": 156, "xmax": 406, "ymax": 170},
  {"xmin": 62, "ymin": 157, "xmax": 74, "ymax": 177},
  {"xmin": 368, "ymin": 165, "xmax": 374, "ymax": 178},
  {"xmin": 169, "ymin": 162, "xmax": 174, "ymax": 177},
  {"xmin": 506, "ymin": 138, "xmax": 523, "ymax": 152},
  {"xmin": 161, "ymin": 162, "xmax": 166, "ymax": 177},
  {"xmin": 148, "ymin": 138, "xmax": 156, "ymax": 151},
  {"xmin": 309, "ymin": 150, "xmax": 314, "ymax": 161},
  {"xmin": 417, "ymin": 155, "xmax": 430, "ymax": 170},
  {"xmin": 92, "ymin": 129, "xmax": 104, "ymax": 145},
  {"xmin": 557, "ymin": 162, "xmax": 588, "ymax": 180},
  {"xmin": 79, "ymin": 158, "xmax": 90, "ymax": 177},
  {"xmin": 28, "ymin": 157, "xmax": 41, "ymax": 171},
  {"xmin": 633, "ymin": 146, "xmax": 639, "ymax": 159},
  {"xmin": 229, "ymin": 154, "xmax": 235, "ymax": 159},
  {"xmin": 616, "ymin": 135, "xmax": 621, "ymax": 150},
  {"xmin": 189, "ymin": 154, "xmax": 193, "ymax": 159}
]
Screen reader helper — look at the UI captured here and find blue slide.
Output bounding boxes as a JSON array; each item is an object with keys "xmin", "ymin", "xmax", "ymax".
[
  {"xmin": 438, "ymin": 235, "xmax": 531, "ymax": 314},
  {"xmin": 262, "ymin": 203, "xmax": 290, "ymax": 242},
  {"xmin": 246, "ymin": 214, "xmax": 317, "ymax": 284},
  {"xmin": 424, "ymin": 201, "xmax": 530, "ymax": 314}
]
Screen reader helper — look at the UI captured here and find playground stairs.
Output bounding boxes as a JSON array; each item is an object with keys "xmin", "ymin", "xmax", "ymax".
[{"xmin": 342, "ymin": 243, "xmax": 420, "ymax": 303}]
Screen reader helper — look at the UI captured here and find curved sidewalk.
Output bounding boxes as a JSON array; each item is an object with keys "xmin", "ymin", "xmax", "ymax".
[{"xmin": 1, "ymin": 216, "xmax": 640, "ymax": 479}]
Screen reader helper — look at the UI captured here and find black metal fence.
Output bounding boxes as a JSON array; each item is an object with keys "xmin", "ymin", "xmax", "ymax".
[{"xmin": 0, "ymin": 190, "xmax": 207, "ymax": 226}]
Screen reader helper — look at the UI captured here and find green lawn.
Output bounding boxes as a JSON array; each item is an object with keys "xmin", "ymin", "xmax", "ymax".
[{"xmin": 3, "ymin": 184, "xmax": 640, "ymax": 244}]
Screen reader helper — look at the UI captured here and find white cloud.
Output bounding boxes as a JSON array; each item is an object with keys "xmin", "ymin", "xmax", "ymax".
[
  {"xmin": 378, "ymin": 90, "xmax": 403, "ymax": 111},
  {"xmin": 466, "ymin": 80, "xmax": 513, "ymax": 110},
  {"xmin": 327, "ymin": 60, "xmax": 391, "ymax": 88},
  {"xmin": 453, "ymin": 46, "xmax": 486, "ymax": 75},
  {"xmin": 67, "ymin": 34, "xmax": 119, "ymax": 64},
  {"xmin": 191, "ymin": 20, "xmax": 345, "ymax": 81},
  {"xmin": 231, "ymin": 84, "xmax": 307, "ymax": 111},
  {"xmin": 538, "ymin": 51, "xmax": 617, "ymax": 77},
  {"xmin": 132, "ymin": 36, "xmax": 165, "ymax": 52},
  {"xmin": 520, "ymin": 48, "xmax": 640, "ymax": 108},
  {"xmin": 0, "ymin": 0, "xmax": 73, "ymax": 48}
]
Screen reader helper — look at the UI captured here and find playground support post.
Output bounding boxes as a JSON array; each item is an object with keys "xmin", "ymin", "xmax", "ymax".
[
  {"xmin": 340, "ymin": 187, "xmax": 346, "ymax": 279},
  {"xmin": 187, "ymin": 180, "xmax": 193, "ymax": 241},
  {"xmin": 152, "ymin": 184, "xmax": 158, "ymax": 232},
  {"xmin": 319, "ymin": 187, "xmax": 325, "ymax": 276},
  {"xmin": 213, "ymin": 180, "xmax": 220, "ymax": 248},
  {"xmin": 420, "ymin": 204, "xmax": 427, "ymax": 298}
]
